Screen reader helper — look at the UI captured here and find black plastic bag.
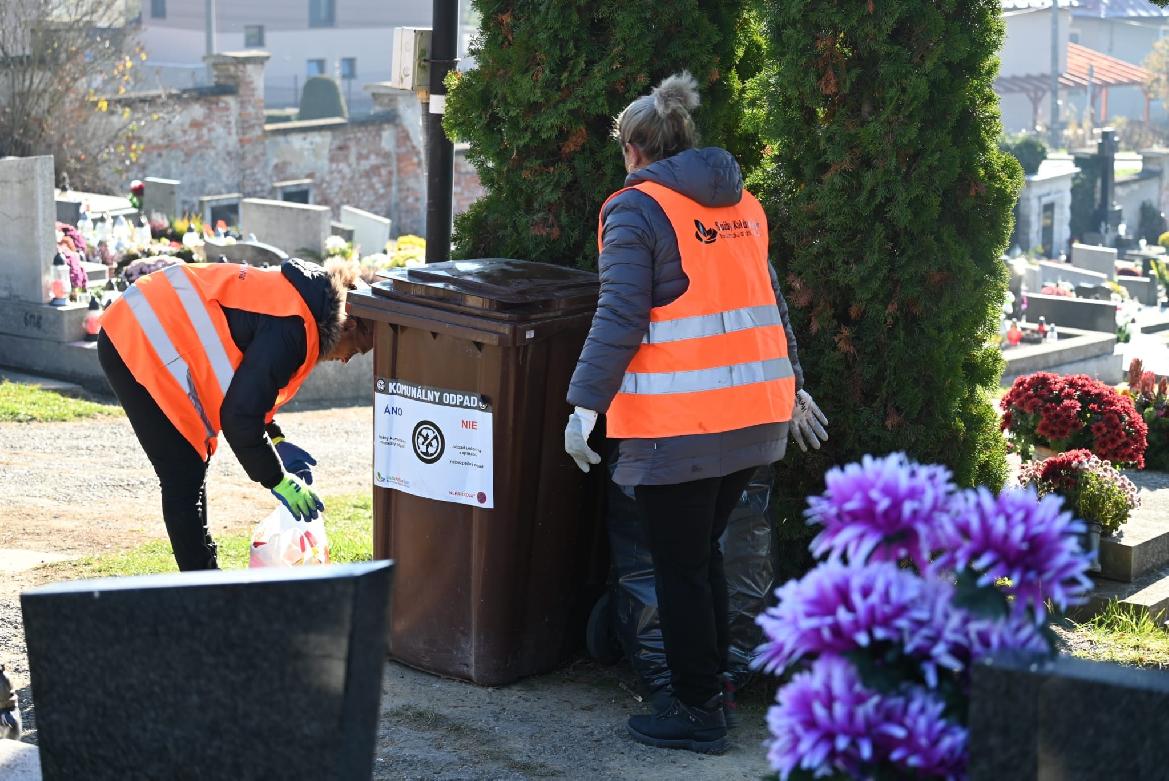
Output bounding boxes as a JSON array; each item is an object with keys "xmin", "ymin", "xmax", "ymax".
[{"xmin": 605, "ymin": 464, "xmax": 775, "ymax": 701}]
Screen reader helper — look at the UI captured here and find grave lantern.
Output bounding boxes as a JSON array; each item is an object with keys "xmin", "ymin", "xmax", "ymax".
[
  {"xmin": 100, "ymin": 278, "xmax": 119, "ymax": 309},
  {"xmin": 182, "ymin": 226, "xmax": 199, "ymax": 249},
  {"xmin": 77, "ymin": 212, "xmax": 94, "ymax": 243},
  {"xmin": 49, "ymin": 254, "xmax": 70, "ymax": 306},
  {"xmin": 135, "ymin": 215, "xmax": 152, "ymax": 247},
  {"xmin": 84, "ymin": 296, "xmax": 102, "ymax": 341}
]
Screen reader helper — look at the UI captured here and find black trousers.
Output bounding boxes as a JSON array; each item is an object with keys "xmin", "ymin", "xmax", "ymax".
[
  {"xmin": 97, "ymin": 332, "xmax": 217, "ymax": 571},
  {"xmin": 635, "ymin": 467, "xmax": 756, "ymax": 707}
]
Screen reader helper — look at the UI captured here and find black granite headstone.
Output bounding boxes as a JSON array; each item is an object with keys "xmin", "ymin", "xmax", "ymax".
[
  {"xmin": 969, "ymin": 653, "xmax": 1169, "ymax": 781},
  {"xmin": 21, "ymin": 561, "xmax": 394, "ymax": 781}
]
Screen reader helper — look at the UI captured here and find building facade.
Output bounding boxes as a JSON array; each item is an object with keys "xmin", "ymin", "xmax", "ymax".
[{"xmin": 135, "ymin": 0, "xmax": 474, "ymax": 113}]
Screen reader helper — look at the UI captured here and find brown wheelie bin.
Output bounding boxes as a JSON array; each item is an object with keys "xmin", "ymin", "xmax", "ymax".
[{"xmin": 347, "ymin": 259, "xmax": 605, "ymax": 685}]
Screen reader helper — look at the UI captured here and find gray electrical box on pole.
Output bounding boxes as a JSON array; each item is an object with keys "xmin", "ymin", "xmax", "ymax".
[{"xmin": 1050, "ymin": 0, "xmax": 1060, "ymax": 148}]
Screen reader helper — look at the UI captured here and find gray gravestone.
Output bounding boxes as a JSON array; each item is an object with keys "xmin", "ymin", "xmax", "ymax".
[
  {"xmin": 969, "ymin": 653, "xmax": 1169, "ymax": 781},
  {"xmin": 54, "ymin": 198, "xmax": 81, "ymax": 225},
  {"xmin": 1118, "ymin": 275, "xmax": 1158, "ymax": 306},
  {"xmin": 0, "ymin": 156, "xmax": 56, "ymax": 303},
  {"xmin": 331, "ymin": 220, "xmax": 356, "ymax": 243},
  {"xmin": 142, "ymin": 177, "xmax": 180, "ymax": 218},
  {"xmin": 240, "ymin": 198, "xmax": 332, "ymax": 258},
  {"xmin": 1071, "ymin": 243, "xmax": 1119, "ymax": 280},
  {"xmin": 1024, "ymin": 292, "xmax": 1118, "ymax": 332},
  {"xmin": 340, "ymin": 205, "xmax": 392, "ymax": 256},
  {"xmin": 1037, "ymin": 260, "xmax": 1108, "ymax": 290},
  {"xmin": 21, "ymin": 561, "xmax": 394, "ymax": 781}
]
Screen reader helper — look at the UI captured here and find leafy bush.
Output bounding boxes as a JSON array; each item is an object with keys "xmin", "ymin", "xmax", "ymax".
[
  {"xmin": 1000, "ymin": 372, "xmax": 1148, "ymax": 468},
  {"xmin": 999, "ymin": 133, "xmax": 1047, "ymax": 177},
  {"xmin": 753, "ymin": 0, "xmax": 1021, "ymax": 500},
  {"xmin": 444, "ymin": 0, "xmax": 762, "ymax": 269}
]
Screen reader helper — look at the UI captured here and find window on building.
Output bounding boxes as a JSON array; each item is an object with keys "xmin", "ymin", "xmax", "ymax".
[
  {"xmin": 306, "ymin": 59, "xmax": 326, "ymax": 77},
  {"xmin": 309, "ymin": 0, "xmax": 335, "ymax": 28},
  {"xmin": 340, "ymin": 57, "xmax": 357, "ymax": 80},
  {"xmin": 151, "ymin": 0, "xmax": 166, "ymax": 19},
  {"xmin": 1069, "ymin": 28, "xmax": 1081, "ymax": 44},
  {"xmin": 244, "ymin": 25, "xmax": 264, "ymax": 47}
]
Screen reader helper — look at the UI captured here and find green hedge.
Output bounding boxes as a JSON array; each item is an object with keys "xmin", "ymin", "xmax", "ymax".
[
  {"xmin": 444, "ymin": 1, "xmax": 762, "ymax": 269},
  {"xmin": 753, "ymin": 0, "xmax": 1022, "ymax": 502}
]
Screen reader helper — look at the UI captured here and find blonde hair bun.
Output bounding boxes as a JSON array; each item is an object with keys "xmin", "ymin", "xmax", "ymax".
[{"xmin": 652, "ymin": 71, "xmax": 700, "ymax": 118}]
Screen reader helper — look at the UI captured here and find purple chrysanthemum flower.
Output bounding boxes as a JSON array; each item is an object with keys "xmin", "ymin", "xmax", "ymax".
[
  {"xmin": 966, "ymin": 614, "xmax": 1052, "ymax": 661},
  {"xmin": 933, "ymin": 487, "xmax": 1093, "ymax": 620},
  {"xmin": 877, "ymin": 688, "xmax": 968, "ymax": 780},
  {"xmin": 901, "ymin": 579, "xmax": 974, "ymax": 687},
  {"xmin": 806, "ymin": 453, "xmax": 956, "ymax": 569},
  {"xmin": 766, "ymin": 655, "xmax": 884, "ymax": 779},
  {"xmin": 754, "ymin": 561, "xmax": 922, "ymax": 675}
]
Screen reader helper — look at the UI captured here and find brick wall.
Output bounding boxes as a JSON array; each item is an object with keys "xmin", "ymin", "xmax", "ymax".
[{"xmin": 97, "ymin": 52, "xmax": 483, "ymax": 238}]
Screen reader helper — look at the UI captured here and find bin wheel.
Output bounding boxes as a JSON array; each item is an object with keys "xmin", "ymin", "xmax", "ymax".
[{"xmin": 586, "ymin": 591, "xmax": 622, "ymax": 665}]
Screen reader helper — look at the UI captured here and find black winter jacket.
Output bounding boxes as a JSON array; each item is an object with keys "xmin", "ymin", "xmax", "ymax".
[
  {"xmin": 219, "ymin": 259, "xmax": 344, "ymax": 488},
  {"xmin": 567, "ymin": 147, "xmax": 804, "ymax": 487}
]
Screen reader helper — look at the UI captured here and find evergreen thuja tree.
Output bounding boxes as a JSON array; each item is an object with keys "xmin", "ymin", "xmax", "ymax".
[
  {"xmin": 753, "ymin": 1, "xmax": 1022, "ymax": 505},
  {"xmin": 444, "ymin": 0, "xmax": 761, "ymax": 269}
]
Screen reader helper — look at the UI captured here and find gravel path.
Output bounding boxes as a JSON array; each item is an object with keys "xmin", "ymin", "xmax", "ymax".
[{"xmin": 0, "ymin": 402, "xmax": 774, "ymax": 778}]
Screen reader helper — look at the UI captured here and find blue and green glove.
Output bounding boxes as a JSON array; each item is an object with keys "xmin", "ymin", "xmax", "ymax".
[
  {"xmin": 273, "ymin": 438, "xmax": 317, "ymax": 484},
  {"xmin": 271, "ymin": 475, "xmax": 325, "ymax": 521}
]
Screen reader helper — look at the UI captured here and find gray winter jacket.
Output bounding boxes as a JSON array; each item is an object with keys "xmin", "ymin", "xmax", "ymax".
[{"xmin": 567, "ymin": 147, "xmax": 804, "ymax": 487}]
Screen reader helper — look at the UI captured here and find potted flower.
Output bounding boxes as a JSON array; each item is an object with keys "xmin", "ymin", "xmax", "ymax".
[
  {"xmin": 1123, "ymin": 359, "xmax": 1169, "ymax": 472},
  {"xmin": 1000, "ymin": 372, "xmax": 1148, "ymax": 468},
  {"xmin": 1018, "ymin": 449, "xmax": 1140, "ymax": 572}
]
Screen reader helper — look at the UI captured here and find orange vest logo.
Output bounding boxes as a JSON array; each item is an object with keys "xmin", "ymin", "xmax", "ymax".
[{"xmin": 694, "ymin": 219, "xmax": 719, "ymax": 244}]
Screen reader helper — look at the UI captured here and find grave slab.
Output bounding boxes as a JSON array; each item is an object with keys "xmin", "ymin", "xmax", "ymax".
[
  {"xmin": 1118, "ymin": 275, "xmax": 1158, "ymax": 306},
  {"xmin": 1080, "ymin": 563, "xmax": 1169, "ymax": 622},
  {"xmin": 969, "ymin": 653, "xmax": 1169, "ymax": 781},
  {"xmin": 0, "ymin": 300, "xmax": 88, "ymax": 343},
  {"xmin": 0, "ymin": 156, "xmax": 56, "ymax": 304},
  {"xmin": 0, "ymin": 740, "xmax": 41, "ymax": 781},
  {"xmin": 340, "ymin": 205, "xmax": 391, "ymax": 256},
  {"xmin": 240, "ymin": 198, "xmax": 332, "ymax": 258},
  {"xmin": 1000, "ymin": 327, "xmax": 1121, "ymax": 385},
  {"xmin": 1022, "ymin": 292, "xmax": 1118, "ymax": 333},
  {"xmin": 1071, "ymin": 243, "xmax": 1119, "ymax": 280},
  {"xmin": 22, "ymin": 561, "xmax": 394, "ymax": 781},
  {"xmin": 1035, "ymin": 259, "xmax": 1108, "ymax": 290},
  {"xmin": 1097, "ymin": 470, "xmax": 1169, "ymax": 583},
  {"xmin": 142, "ymin": 176, "xmax": 179, "ymax": 218}
]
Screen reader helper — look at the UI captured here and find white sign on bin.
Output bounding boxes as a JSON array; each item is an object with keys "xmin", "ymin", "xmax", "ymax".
[
  {"xmin": 390, "ymin": 27, "xmax": 432, "ymax": 91},
  {"xmin": 374, "ymin": 377, "xmax": 494, "ymax": 508}
]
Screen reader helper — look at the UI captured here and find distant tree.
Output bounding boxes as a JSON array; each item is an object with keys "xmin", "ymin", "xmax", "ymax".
[
  {"xmin": 0, "ymin": 0, "xmax": 149, "ymax": 190},
  {"xmin": 1144, "ymin": 36, "xmax": 1169, "ymax": 109}
]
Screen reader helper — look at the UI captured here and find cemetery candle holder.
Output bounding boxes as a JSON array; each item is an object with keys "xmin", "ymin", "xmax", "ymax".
[
  {"xmin": 49, "ymin": 254, "xmax": 70, "ymax": 306},
  {"xmin": 100, "ymin": 279, "xmax": 119, "ymax": 309},
  {"xmin": 84, "ymin": 296, "xmax": 102, "ymax": 341}
]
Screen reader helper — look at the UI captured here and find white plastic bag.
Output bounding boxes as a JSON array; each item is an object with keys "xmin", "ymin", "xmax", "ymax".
[{"xmin": 248, "ymin": 505, "xmax": 330, "ymax": 568}]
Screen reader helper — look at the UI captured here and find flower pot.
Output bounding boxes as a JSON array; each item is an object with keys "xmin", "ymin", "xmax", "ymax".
[{"xmin": 1083, "ymin": 521, "xmax": 1103, "ymax": 574}]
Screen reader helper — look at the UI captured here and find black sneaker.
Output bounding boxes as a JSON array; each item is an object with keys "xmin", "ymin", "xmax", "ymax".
[
  {"xmin": 627, "ymin": 695, "xmax": 728, "ymax": 755},
  {"xmin": 721, "ymin": 673, "xmax": 739, "ymax": 729}
]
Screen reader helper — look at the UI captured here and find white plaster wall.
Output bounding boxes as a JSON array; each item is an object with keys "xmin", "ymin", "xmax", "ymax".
[{"xmin": 1018, "ymin": 172, "xmax": 1075, "ymax": 257}]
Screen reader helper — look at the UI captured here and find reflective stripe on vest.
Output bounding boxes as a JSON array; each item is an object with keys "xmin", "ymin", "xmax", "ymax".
[
  {"xmin": 102, "ymin": 263, "xmax": 319, "ymax": 459},
  {"xmin": 599, "ymin": 181, "xmax": 796, "ymax": 439}
]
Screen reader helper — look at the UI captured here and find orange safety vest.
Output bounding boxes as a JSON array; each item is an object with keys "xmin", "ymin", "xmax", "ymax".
[
  {"xmin": 599, "ymin": 181, "xmax": 795, "ymax": 439},
  {"xmin": 102, "ymin": 263, "xmax": 320, "ymax": 459}
]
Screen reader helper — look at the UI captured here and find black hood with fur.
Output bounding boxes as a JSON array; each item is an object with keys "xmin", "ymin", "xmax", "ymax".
[{"xmin": 280, "ymin": 258, "xmax": 346, "ymax": 357}]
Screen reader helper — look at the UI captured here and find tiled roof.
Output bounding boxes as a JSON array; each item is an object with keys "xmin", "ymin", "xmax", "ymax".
[{"xmin": 995, "ymin": 42, "xmax": 1151, "ymax": 94}]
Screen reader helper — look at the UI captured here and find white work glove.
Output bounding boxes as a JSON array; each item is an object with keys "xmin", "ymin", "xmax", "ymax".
[
  {"xmin": 790, "ymin": 389, "xmax": 829, "ymax": 452},
  {"xmin": 564, "ymin": 407, "xmax": 602, "ymax": 473}
]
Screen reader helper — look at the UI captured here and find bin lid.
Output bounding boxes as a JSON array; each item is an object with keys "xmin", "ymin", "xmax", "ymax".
[{"xmin": 372, "ymin": 258, "xmax": 598, "ymax": 316}]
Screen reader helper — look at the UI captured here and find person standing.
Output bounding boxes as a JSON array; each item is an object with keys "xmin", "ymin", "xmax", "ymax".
[
  {"xmin": 564, "ymin": 72, "xmax": 827, "ymax": 754},
  {"xmin": 98, "ymin": 258, "xmax": 374, "ymax": 571}
]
